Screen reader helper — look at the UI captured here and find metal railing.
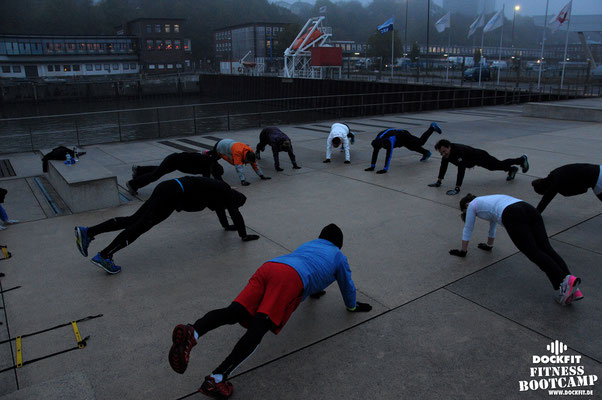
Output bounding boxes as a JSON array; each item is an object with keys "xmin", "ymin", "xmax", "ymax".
[{"xmin": 0, "ymin": 86, "xmax": 587, "ymax": 155}]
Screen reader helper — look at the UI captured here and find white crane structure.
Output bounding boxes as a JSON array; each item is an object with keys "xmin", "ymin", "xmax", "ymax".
[{"xmin": 283, "ymin": 16, "xmax": 341, "ymax": 79}]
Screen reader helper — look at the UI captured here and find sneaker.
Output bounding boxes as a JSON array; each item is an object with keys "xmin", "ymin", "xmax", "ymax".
[
  {"xmin": 570, "ymin": 288, "xmax": 584, "ymax": 303},
  {"xmin": 169, "ymin": 324, "xmax": 197, "ymax": 374},
  {"xmin": 131, "ymin": 165, "xmax": 139, "ymax": 179},
  {"xmin": 126, "ymin": 180, "xmax": 138, "ymax": 195},
  {"xmin": 520, "ymin": 155, "xmax": 529, "ymax": 173},
  {"xmin": 4, "ymin": 219, "xmax": 19, "ymax": 224},
  {"xmin": 555, "ymin": 275, "xmax": 580, "ymax": 306},
  {"xmin": 431, "ymin": 122, "xmax": 442, "ymax": 134},
  {"xmin": 420, "ymin": 151, "xmax": 432, "ymax": 162},
  {"xmin": 75, "ymin": 226, "xmax": 92, "ymax": 257},
  {"xmin": 0, "ymin": 225, "xmax": 6, "ymax": 231},
  {"xmin": 199, "ymin": 376, "xmax": 233, "ymax": 399},
  {"xmin": 506, "ymin": 166, "xmax": 518, "ymax": 181},
  {"xmin": 90, "ymin": 253, "xmax": 121, "ymax": 274}
]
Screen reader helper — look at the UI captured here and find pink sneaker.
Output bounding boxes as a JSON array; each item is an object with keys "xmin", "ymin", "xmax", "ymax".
[
  {"xmin": 570, "ymin": 289, "xmax": 584, "ymax": 303},
  {"xmin": 555, "ymin": 275, "xmax": 581, "ymax": 306}
]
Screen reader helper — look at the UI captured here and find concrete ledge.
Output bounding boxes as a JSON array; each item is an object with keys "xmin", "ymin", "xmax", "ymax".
[
  {"xmin": 523, "ymin": 102, "xmax": 602, "ymax": 122},
  {"xmin": 47, "ymin": 158, "xmax": 120, "ymax": 213}
]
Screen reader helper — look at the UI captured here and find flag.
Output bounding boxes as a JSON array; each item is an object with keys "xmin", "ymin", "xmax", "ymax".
[
  {"xmin": 467, "ymin": 14, "xmax": 484, "ymax": 38},
  {"xmin": 435, "ymin": 12, "xmax": 451, "ymax": 33},
  {"xmin": 483, "ymin": 6, "xmax": 504, "ymax": 33},
  {"xmin": 549, "ymin": 1, "xmax": 571, "ymax": 32},
  {"xmin": 319, "ymin": 5, "xmax": 327, "ymax": 15},
  {"xmin": 378, "ymin": 17, "xmax": 394, "ymax": 34}
]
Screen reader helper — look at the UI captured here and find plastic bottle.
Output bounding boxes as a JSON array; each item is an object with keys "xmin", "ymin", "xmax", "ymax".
[
  {"xmin": 65, "ymin": 153, "xmax": 72, "ymax": 166},
  {"xmin": 73, "ymin": 147, "xmax": 79, "ymax": 162}
]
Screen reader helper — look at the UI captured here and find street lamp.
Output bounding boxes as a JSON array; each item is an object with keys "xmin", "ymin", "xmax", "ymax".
[{"xmin": 511, "ymin": 5, "xmax": 520, "ymax": 48}]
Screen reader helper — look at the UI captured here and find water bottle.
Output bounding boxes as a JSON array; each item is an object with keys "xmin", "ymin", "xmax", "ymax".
[
  {"xmin": 73, "ymin": 147, "xmax": 79, "ymax": 162},
  {"xmin": 65, "ymin": 153, "xmax": 72, "ymax": 166}
]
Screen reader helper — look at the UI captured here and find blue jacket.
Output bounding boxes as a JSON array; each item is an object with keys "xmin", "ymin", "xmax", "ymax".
[{"xmin": 270, "ymin": 239, "xmax": 357, "ymax": 309}]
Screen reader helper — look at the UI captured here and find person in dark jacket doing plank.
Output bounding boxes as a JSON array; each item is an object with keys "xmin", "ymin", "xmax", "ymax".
[{"xmin": 255, "ymin": 127, "xmax": 301, "ymax": 171}]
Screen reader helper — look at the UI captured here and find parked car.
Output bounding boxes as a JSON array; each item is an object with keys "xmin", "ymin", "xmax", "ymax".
[{"xmin": 463, "ymin": 67, "xmax": 491, "ymax": 81}]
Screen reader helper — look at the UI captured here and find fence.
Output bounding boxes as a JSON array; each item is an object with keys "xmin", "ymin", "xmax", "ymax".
[{"xmin": 0, "ymin": 86, "xmax": 585, "ymax": 155}]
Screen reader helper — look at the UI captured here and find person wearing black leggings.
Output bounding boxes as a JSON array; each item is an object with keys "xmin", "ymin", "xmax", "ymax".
[
  {"xmin": 532, "ymin": 163, "xmax": 602, "ymax": 213},
  {"xmin": 126, "ymin": 152, "xmax": 224, "ymax": 195},
  {"xmin": 168, "ymin": 224, "xmax": 372, "ymax": 399},
  {"xmin": 364, "ymin": 122, "xmax": 442, "ymax": 174},
  {"xmin": 256, "ymin": 127, "xmax": 301, "ymax": 171},
  {"xmin": 428, "ymin": 139, "xmax": 529, "ymax": 195},
  {"xmin": 449, "ymin": 193, "xmax": 583, "ymax": 305},
  {"xmin": 74, "ymin": 177, "xmax": 258, "ymax": 274}
]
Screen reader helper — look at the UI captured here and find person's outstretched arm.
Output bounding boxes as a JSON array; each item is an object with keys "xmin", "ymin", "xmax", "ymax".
[{"xmin": 536, "ymin": 189, "xmax": 557, "ymax": 213}]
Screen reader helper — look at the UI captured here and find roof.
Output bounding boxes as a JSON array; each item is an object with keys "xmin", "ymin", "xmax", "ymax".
[
  {"xmin": 0, "ymin": 34, "xmax": 136, "ymax": 40},
  {"xmin": 214, "ymin": 22, "xmax": 290, "ymax": 32}
]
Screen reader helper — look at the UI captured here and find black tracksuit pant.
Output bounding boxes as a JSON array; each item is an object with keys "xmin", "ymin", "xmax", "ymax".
[
  {"xmin": 193, "ymin": 302, "xmax": 273, "ymax": 378},
  {"xmin": 501, "ymin": 202, "xmax": 571, "ymax": 289},
  {"xmin": 87, "ymin": 180, "xmax": 180, "ymax": 258},
  {"xmin": 475, "ymin": 150, "xmax": 523, "ymax": 172}
]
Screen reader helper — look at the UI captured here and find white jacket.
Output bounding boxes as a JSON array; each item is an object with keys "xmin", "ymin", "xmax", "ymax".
[{"xmin": 326, "ymin": 123, "xmax": 351, "ymax": 161}]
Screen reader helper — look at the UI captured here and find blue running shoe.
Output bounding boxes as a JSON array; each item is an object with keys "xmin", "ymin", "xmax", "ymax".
[
  {"xmin": 75, "ymin": 226, "xmax": 92, "ymax": 257},
  {"xmin": 431, "ymin": 122, "xmax": 442, "ymax": 134},
  {"xmin": 420, "ymin": 151, "xmax": 432, "ymax": 162},
  {"xmin": 91, "ymin": 253, "xmax": 121, "ymax": 274}
]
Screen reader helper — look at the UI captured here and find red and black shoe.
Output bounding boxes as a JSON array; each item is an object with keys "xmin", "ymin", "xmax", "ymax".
[
  {"xmin": 168, "ymin": 324, "xmax": 197, "ymax": 374},
  {"xmin": 199, "ymin": 376, "xmax": 233, "ymax": 399}
]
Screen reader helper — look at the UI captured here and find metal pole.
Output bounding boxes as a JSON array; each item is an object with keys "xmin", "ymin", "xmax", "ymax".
[
  {"xmin": 391, "ymin": 29, "xmax": 394, "ymax": 78},
  {"xmin": 405, "ymin": 0, "xmax": 409, "ymax": 48},
  {"xmin": 426, "ymin": 0, "xmax": 430, "ymax": 70},
  {"xmin": 497, "ymin": 12, "xmax": 504, "ymax": 85},
  {"xmin": 537, "ymin": 0, "xmax": 550, "ymax": 89},
  {"xmin": 511, "ymin": 6, "xmax": 517, "ymax": 48},
  {"xmin": 560, "ymin": 2, "xmax": 573, "ymax": 89}
]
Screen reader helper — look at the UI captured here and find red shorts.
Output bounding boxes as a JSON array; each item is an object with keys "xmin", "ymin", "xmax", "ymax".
[{"xmin": 234, "ymin": 262, "xmax": 303, "ymax": 334}]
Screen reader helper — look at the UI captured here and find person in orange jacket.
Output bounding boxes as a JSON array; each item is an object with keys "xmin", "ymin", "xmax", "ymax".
[{"xmin": 214, "ymin": 139, "xmax": 271, "ymax": 186}]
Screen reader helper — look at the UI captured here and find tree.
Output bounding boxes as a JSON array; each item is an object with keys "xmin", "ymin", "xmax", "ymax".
[
  {"xmin": 409, "ymin": 41, "xmax": 420, "ymax": 62},
  {"xmin": 366, "ymin": 29, "xmax": 401, "ymax": 61}
]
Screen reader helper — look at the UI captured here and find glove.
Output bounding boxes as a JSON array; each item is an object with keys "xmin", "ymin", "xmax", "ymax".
[
  {"xmin": 428, "ymin": 181, "xmax": 442, "ymax": 187},
  {"xmin": 347, "ymin": 302, "xmax": 372, "ymax": 312},
  {"xmin": 293, "ymin": 165, "xmax": 301, "ymax": 169},
  {"xmin": 478, "ymin": 243, "xmax": 493, "ymax": 251},
  {"xmin": 344, "ymin": 160, "xmax": 351, "ymax": 164},
  {"xmin": 323, "ymin": 159, "xmax": 331, "ymax": 163},
  {"xmin": 446, "ymin": 188, "xmax": 461, "ymax": 196},
  {"xmin": 224, "ymin": 225, "xmax": 237, "ymax": 231},
  {"xmin": 241, "ymin": 181, "xmax": 250, "ymax": 186},
  {"xmin": 260, "ymin": 176, "xmax": 271, "ymax": 180},
  {"xmin": 376, "ymin": 169, "xmax": 387, "ymax": 174},
  {"xmin": 310, "ymin": 290, "xmax": 326, "ymax": 299},
  {"xmin": 364, "ymin": 166, "xmax": 375, "ymax": 171},
  {"xmin": 242, "ymin": 234, "xmax": 260, "ymax": 241},
  {"xmin": 275, "ymin": 167, "xmax": 284, "ymax": 172},
  {"xmin": 449, "ymin": 249, "xmax": 467, "ymax": 257}
]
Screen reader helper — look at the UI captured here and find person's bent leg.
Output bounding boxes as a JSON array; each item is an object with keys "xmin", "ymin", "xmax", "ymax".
[
  {"xmin": 135, "ymin": 165, "xmax": 157, "ymax": 176},
  {"xmin": 417, "ymin": 125, "xmax": 436, "ymax": 146},
  {"xmin": 129, "ymin": 153, "xmax": 178, "ymax": 190},
  {"xmin": 193, "ymin": 302, "xmax": 250, "ymax": 336},
  {"xmin": 528, "ymin": 207, "xmax": 571, "ymax": 279}
]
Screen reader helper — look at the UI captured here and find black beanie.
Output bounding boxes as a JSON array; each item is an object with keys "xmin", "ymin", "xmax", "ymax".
[{"xmin": 319, "ymin": 223, "xmax": 343, "ymax": 249}]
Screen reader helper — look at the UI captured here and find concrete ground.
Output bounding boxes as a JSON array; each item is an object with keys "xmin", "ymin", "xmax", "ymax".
[{"xmin": 0, "ymin": 99, "xmax": 600, "ymax": 400}]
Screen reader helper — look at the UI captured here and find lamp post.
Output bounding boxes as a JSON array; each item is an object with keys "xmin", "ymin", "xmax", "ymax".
[
  {"xmin": 511, "ymin": 5, "xmax": 520, "ymax": 48},
  {"xmin": 404, "ymin": 0, "xmax": 409, "ymax": 51}
]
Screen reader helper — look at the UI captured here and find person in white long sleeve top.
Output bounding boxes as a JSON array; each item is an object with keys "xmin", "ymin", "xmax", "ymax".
[
  {"xmin": 449, "ymin": 193, "xmax": 583, "ymax": 306},
  {"xmin": 324, "ymin": 123, "xmax": 355, "ymax": 164}
]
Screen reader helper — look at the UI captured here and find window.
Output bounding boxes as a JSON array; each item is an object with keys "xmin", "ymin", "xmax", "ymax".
[
  {"xmin": 185, "ymin": 60, "xmax": 191, "ymax": 67},
  {"xmin": 45, "ymin": 42, "xmax": 53, "ymax": 53},
  {"xmin": 146, "ymin": 40, "xmax": 153, "ymax": 51},
  {"xmin": 176, "ymin": 63, "xmax": 182, "ymax": 69},
  {"xmin": 66, "ymin": 43, "xmax": 75, "ymax": 53},
  {"xmin": 174, "ymin": 24, "xmax": 180, "ymax": 33},
  {"xmin": 123, "ymin": 63, "xmax": 129, "ymax": 70},
  {"xmin": 86, "ymin": 64, "xmax": 93, "ymax": 71},
  {"xmin": 112, "ymin": 64, "xmax": 119, "ymax": 70},
  {"xmin": 156, "ymin": 40, "xmax": 164, "ymax": 50},
  {"xmin": 155, "ymin": 24, "xmax": 161, "ymax": 33},
  {"xmin": 167, "ymin": 64, "xmax": 173, "ymax": 69},
  {"xmin": 146, "ymin": 24, "xmax": 152, "ymax": 33},
  {"xmin": 104, "ymin": 64, "xmax": 110, "ymax": 71},
  {"xmin": 12, "ymin": 65, "xmax": 21, "ymax": 73},
  {"xmin": 148, "ymin": 64, "xmax": 156, "ymax": 70},
  {"xmin": 73, "ymin": 64, "xmax": 80, "ymax": 72},
  {"xmin": 184, "ymin": 39, "xmax": 190, "ymax": 52},
  {"xmin": 130, "ymin": 63, "xmax": 136, "ymax": 69},
  {"xmin": 1, "ymin": 66, "xmax": 10, "ymax": 73},
  {"xmin": 158, "ymin": 64, "xmax": 165, "ymax": 69},
  {"xmin": 54, "ymin": 65, "xmax": 60, "ymax": 71},
  {"xmin": 165, "ymin": 24, "xmax": 171, "ymax": 33},
  {"xmin": 63, "ymin": 65, "xmax": 71, "ymax": 72},
  {"xmin": 95, "ymin": 64, "xmax": 102, "ymax": 71},
  {"xmin": 165, "ymin": 40, "xmax": 172, "ymax": 50},
  {"xmin": 174, "ymin": 40, "xmax": 181, "ymax": 50}
]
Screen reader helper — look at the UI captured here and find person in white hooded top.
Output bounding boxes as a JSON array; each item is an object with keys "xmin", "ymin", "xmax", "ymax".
[
  {"xmin": 324, "ymin": 123, "xmax": 355, "ymax": 164},
  {"xmin": 449, "ymin": 193, "xmax": 583, "ymax": 306}
]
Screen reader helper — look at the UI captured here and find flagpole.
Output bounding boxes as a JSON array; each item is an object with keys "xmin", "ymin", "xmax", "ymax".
[
  {"xmin": 446, "ymin": 28, "xmax": 451, "ymax": 81},
  {"xmin": 478, "ymin": 28, "xmax": 484, "ymax": 85},
  {"xmin": 538, "ymin": 0, "xmax": 550, "ymax": 89},
  {"xmin": 497, "ymin": 6, "xmax": 504, "ymax": 85},
  {"xmin": 391, "ymin": 29, "xmax": 394, "ymax": 79},
  {"xmin": 560, "ymin": 1, "xmax": 572, "ymax": 89}
]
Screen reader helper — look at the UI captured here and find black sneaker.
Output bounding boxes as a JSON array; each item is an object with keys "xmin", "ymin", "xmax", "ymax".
[
  {"xmin": 126, "ymin": 181, "xmax": 138, "ymax": 195},
  {"xmin": 506, "ymin": 166, "xmax": 518, "ymax": 181},
  {"xmin": 131, "ymin": 165, "xmax": 139, "ymax": 179},
  {"xmin": 520, "ymin": 155, "xmax": 529, "ymax": 173}
]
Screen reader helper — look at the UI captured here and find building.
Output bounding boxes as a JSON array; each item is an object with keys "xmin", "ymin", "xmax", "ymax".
[
  {"xmin": 214, "ymin": 22, "xmax": 289, "ymax": 70},
  {"xmin": 120, "ymin": 18, "xmax": 192, "ymax": 74},
  {"xmin": 0, "ymin": 17, "xmax": 193, "ymax": 80},
  {"xmin": 0, "ymin": 34, "xmax": 139, "ymax": 79}
]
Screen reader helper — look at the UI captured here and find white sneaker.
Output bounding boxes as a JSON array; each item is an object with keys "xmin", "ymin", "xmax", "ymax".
[
  {"xmin": 0, "ymin": 225, "xmax": 6, "ymax": 231},
  {"xmin": 554, "ymin": 275, "xmax": 581, "ymax": 306},
  {"xmin": 4, "ymin": 220, "xmax": 18, "ymax": 224}
]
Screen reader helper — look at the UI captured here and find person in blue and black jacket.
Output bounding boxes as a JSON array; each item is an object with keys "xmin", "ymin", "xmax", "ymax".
[
  {"xmin": 255, "ymin": 126, "xmax": 301, "ymax": 171},
  {"xmin": 364, "ymin": 122, "xmax": 442, "ymax": 174}
]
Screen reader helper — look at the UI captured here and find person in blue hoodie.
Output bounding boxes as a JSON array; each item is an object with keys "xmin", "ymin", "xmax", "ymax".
[
  {"xmin": 255, "ymin": 126, "xmax": 301, "ymax": 171},
  {"xmin": 168, "ymin": 223, "xmax": 371, "ymax": 399},
  {"xmin": 364, "ymin": 122, "xmax": 442, "ymax": 174}
]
